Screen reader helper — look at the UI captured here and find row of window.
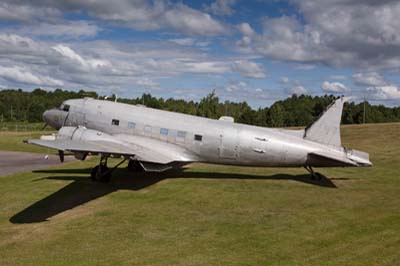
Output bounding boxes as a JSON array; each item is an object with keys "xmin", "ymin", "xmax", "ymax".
[{"xmin": 111, "ymin": 119, "xmax": 202, "ymax": 142}]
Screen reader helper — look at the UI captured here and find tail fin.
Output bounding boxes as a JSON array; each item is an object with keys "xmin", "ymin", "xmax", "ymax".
[{"xmin": 304, "ymin": 97, "xmax": 348, "ymax": 147}]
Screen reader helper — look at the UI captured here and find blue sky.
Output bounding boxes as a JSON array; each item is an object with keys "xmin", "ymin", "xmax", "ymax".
[{"xmin": 0, "ymin": 0, "xmax": 400, "ymax": 107}]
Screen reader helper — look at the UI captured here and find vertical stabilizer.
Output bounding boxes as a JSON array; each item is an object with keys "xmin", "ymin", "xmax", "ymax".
[{"xmin": 304, "ymin": 97, "xmax": 348, "ymax": 147}]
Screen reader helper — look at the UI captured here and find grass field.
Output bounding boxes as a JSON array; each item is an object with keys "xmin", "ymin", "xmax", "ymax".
[
  {"xmin": 0, "ymin": 122, "xmax": 53, "ymax": 132},
  {"xmin": 0, "ymin": 123, "xmax": 399, "ymax": 265},
  {"xmin": 0, "ymin": 131, "xmax": 56, "ymax": 153}
]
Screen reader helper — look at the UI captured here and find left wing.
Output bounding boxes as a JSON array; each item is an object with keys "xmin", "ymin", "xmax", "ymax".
[{"xmin": 25, "ymin": 127, "xmax": 199, "ymax": 165}]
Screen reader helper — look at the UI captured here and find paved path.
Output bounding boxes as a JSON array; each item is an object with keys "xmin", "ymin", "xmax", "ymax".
[{"xmin": 0, "ymin": 150, "xmax": 74, "ymax": 177}]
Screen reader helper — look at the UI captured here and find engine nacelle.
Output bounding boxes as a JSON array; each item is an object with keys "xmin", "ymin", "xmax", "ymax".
[
  {"xmin": 56, "ymin": 126, "xmax": 122, "ymax": 160},
  {"xmin": 57, "ymin": 126, "xmax": 117, "ymax": 141}
]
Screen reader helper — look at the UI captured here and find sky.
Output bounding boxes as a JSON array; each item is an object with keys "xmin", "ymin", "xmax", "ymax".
[{"xmin": 0, "ymin": 0, "xmax": 400, "ymax": 107}]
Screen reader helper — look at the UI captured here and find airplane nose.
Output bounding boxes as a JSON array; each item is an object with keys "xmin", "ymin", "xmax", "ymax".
[
  {"xmin": 42, "ymin": 109, "xmax": 65, "ymax": 129},
  {"xmin": 42, "ymin": 110, "xmax": 51, "ymax": 124}
]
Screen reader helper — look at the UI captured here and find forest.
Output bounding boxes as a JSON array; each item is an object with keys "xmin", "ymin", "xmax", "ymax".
[{"xmin": 1, "ymin": 88, "xmax": 400, "ymax": 127}]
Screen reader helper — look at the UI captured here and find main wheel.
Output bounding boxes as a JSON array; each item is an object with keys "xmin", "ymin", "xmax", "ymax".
[{"xmin": 91, "ymin": 165, "xmax": 111, "ymax": 183}]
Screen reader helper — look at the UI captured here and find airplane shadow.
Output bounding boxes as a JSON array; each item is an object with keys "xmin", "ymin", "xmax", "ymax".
[{"xmin": 10, "ymin": 168, "xmax": 337, "ymax": 224}]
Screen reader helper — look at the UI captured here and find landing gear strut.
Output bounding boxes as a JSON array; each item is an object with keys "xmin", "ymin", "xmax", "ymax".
[
  {"xmin": 127, "ymin": 159, "xmax": 144, "ymax": 172},
  {"xmin": 304, "ymin": 166, "xmax": 323, "ymax": 180},
  {"xmin": 91, "ymin": 156, "xmax": 127, "ymax": 183}
]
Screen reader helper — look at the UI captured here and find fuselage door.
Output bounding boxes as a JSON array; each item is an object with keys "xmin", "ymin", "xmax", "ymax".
[{"xmin": 219, "ymin": 128, "xmax": 239, "ymax": 159}]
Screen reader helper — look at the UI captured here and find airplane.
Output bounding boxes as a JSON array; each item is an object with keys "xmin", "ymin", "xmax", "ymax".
[{"xmin": 25, "ymin": 96, "xmax": 372, "ymax": 183}]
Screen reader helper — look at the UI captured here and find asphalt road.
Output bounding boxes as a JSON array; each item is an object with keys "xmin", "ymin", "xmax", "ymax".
[{"xmin": 0, "ymin": 150, "xmax": 74, "ymax": 177}]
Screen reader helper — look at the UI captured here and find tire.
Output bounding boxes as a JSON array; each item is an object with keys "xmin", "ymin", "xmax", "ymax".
[
  {"xmin": 91, "ymin": 165, "xmax": 111, "ymax": 182},
  {"xmin": 90, "ymin": 165, "xmax": 100, "ymax": 181}
]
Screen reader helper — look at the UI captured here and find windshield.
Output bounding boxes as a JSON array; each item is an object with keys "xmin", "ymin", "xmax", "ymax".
[{"xmin": 59, "ymin": 104, "xmax": 70, "ymax": 112}]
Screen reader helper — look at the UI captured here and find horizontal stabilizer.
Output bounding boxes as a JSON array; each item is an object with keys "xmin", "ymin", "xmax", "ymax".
[
  {"xmin": 307, "ymin": 151, "xmax": 358, "ymax": 167},
  {"xmin": 304, "ymin": 97, "xmax": 348, "ymax": 147},
  {"xmin": 345, "ymin": 148, "xmax": 372, "ymax": 166}
]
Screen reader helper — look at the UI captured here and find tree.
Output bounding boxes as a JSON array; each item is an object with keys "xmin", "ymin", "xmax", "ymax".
[
  {"xmin": 267, "ymin": 103, "xmax": 286, "ymax": 127},
  {"xmin": 0, "ymin": 88, "xmax": 399, "ymax": 126}
]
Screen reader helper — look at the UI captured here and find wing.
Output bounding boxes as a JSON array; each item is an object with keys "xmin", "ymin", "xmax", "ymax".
[{"xmin": 25, "ymin": 132, "xmax": 199, "ymax": 165}]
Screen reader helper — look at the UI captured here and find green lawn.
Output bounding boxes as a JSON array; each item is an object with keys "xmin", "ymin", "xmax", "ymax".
[
  {"xmin": 0, "ymin": 131, "xmax": 56, "ymax": 153},
  {"xmin": 0, "ymin": 123, "xmax": 399, "ymax": 265}
]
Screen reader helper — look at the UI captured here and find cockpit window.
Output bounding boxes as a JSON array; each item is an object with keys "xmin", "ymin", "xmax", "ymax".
[
  {"xmin": 60, "ymin": 104, "xmax": 70, "ymax": 112},
  {"xmin": 63, "ymin": 104, "xmax": 70, "ymax": 112}
]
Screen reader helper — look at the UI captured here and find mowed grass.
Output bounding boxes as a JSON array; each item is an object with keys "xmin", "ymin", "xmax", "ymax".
[
  {"xmin": 0, "ymin": 131, "xmax": 56, "ymax": 153},
  {"xmin": 0, "ymin": 123, "xmax": 399, "ymax": 266}
]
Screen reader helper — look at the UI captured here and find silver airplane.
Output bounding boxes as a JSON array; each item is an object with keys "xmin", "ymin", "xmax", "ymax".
[{"xmin": 25, "ymin": 96, "xmax": 372, "ymax": 182}]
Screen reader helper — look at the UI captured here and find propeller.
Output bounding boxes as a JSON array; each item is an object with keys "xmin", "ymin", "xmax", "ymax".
[{"xmin": 58, "ymin": 150, "xmax": 64, "ymax": 163}]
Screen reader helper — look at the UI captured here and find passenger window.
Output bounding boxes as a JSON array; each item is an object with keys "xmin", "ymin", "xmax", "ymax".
[
  {"xmin": 112, "ymin": 119, "xmax": 119, "ymax": 126},
  {"xmin": 194, "ymin": 134, "xmax": 202, "ymax": 141},
  {"xmin": 176, "ymin": 131, "xmax": 186, "ymax": 142},
  {"xmin": 128, "ymin": 122, "xmax": 136, "ymax": 129},
  {"xmin": 160, "ymin": 128, "xmax": 168, "ymax": 136},
  {"xmin": 144, "ymin": 125, "xmax": 152, "ymax": 133}
]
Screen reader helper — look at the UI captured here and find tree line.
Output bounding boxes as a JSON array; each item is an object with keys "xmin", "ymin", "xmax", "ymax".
[{"xmin": 1, "ymin": 88, "xmax": 400, "ymax": 127}]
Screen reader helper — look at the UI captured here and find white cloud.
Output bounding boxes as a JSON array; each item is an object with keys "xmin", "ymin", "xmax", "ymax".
[
  {"xmin": 291, "ymin": 85, "xmax": 307, "ymax": 95},
  {"xmin": 248, "ymin": 16, "xmax": 330, "ymax": 63},
  {"xmin": 225, "ymin": 80, "xmax": 247, "ymax": 92},
  {"xmin": 136, "ymin": 78, "xmax": 159, "ymax": 89},
  {"xmin": 322, "ymin": 81, "xmax": 350, "ymax": 93},
  {"xmin": 353, "ymin": 72, "xmax": 387, "ymax": 87},
  {"xmin": 52, "ymin": 44, "xmax": 111, "ymax": 71},
  {"xmin": 0, "ymin": 33, "xmax": 268, "ymax": 92},
  {"xmin": 237, "ymin": 22, "xmax": 255, "ymax": 37},
  {"xmin": 0, "ymin": 1, "xmax": 228, "ymax": 37},
  {"xmin": 22, "ymin": 21, "xmax": 100, "ymax": 39},
  {"xmin": 169, "ymin": 38, "xmax": 195, "ymax": 46},
  {"xmin": 236, "ymin": 22, "xmax": 256, "ymax": 48},
  {"xmin": 236, "ymin": 1, "xmax": 400, "ymax": 69},
  {"xmin": 329, "ymin": 75, "xmax": 347, "ymax": 80},
  {"xmin": 168, "ymin": 38, "xmax": 209, "ymax": 48},
  {"xmin": 0, "ymin": 2, "xmax": 59, "ymax": 22},
  {"xmin": 0, "ymin": 65, "xmax": 63, "ymax": 86},
  {"xmin": 367, "ymin": 85, "xmax": 400, "ymax": 100},
  {"xmin": 184, "ymin": 61, "xmax": 229, "ymax": 74},
  {"xmin": 0, "ymin": 33, "xmax": 44, "ymax": 58},
  {"xmin": 293, "ymin": 64, "xmax": 315, "ymax": 70},
  {"xmin": 280, "ymin": 76, "xmax": 289, "ymax": 84},
  {"xmin": 231, "ymin": 60, "xmax": 266, "ymax": 78},
  {"xmin": 163, "ymin": 4, "xmax": 227, "ymax": 36},
  {"xmin": 204, "ymin": 0, "xmax": 236, "ymax": 16}
]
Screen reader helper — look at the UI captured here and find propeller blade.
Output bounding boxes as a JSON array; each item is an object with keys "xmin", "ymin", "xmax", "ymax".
[{"xmin": 58, "ymin": 150, "xmax": 64, "ymax": 163}]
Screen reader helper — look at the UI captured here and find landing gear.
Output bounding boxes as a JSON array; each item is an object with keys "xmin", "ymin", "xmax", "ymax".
[
  {"xmin": 91, "ymin": 164, "xmax": 111, "ymax": 183},
  {"xmin": 304, "ymin": 166, "xmax": 323, "ymax": 180},
  {"xmin": 91, "ymin": 156, "xmax": 111, "ymax": 183},
  {"xmin": 127, "ymin": 160, "xmax": 144, "ymax": 172},
  {"xmin": 90, "ymin": 156, "xmax": 127, "ymax": 183}
]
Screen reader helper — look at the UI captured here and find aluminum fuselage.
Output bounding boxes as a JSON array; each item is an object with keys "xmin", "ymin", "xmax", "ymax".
[{"xmin": 49, "ymin": 98, "xmax": 348, "ymax": 167}]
